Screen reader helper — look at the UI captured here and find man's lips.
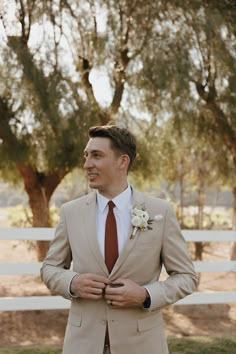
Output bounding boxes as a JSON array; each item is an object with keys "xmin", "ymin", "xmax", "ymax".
[{"xmin": 87, "ymin": 173, "xmax": 98, "ymax": 180}]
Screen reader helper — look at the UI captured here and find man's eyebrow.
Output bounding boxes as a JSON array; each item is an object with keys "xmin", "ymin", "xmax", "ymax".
[{"xmin": 83, "ymin": 149, "xmax": 104, "ymax": 155}]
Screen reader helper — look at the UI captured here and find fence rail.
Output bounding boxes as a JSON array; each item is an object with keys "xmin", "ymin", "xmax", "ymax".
[
  {"xmin": 1, "ymin": 260, "xmax": 236, "ymax": 275},
  {"xmin": 0, "ymin": 228, "xmax": 235, "ymax": 311},
  {"xmin": 1, "ymin": 228, "xmax": 235, "ymax": 241}
]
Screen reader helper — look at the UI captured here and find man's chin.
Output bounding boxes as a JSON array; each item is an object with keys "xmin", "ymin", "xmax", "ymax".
[{"xmin": 88, "ymin": 181, "xmax": 99, "ymax": 189}]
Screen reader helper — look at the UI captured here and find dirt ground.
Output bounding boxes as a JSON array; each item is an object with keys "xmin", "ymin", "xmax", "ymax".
[{"xmin": 0, "ymin": 236, "xmax": 235, "ymax": 347}]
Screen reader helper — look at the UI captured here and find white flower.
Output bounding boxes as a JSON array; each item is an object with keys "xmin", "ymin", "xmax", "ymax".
[
  {"xmin": 133, "ymin": 207, "xmax": 142, "ymax": 215},
  {"xmin": 154, "ymin": 214, "xmax": 163, "ymax": 221},
  {"xmin": 132, "ymin": 215, "xmax": 143, "ymax": 227},
  {"xmin": 130, "ymin": 204, "xmax": 153, "ymax": 238},
  {"xmin": 141, "ymin": 211, "xmax": 149, "ymax": 222}
]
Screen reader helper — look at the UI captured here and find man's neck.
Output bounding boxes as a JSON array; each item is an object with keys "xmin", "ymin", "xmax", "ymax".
[{"xmin": 98, "ymin": 183, "xmax": 129, "ymax": 199}]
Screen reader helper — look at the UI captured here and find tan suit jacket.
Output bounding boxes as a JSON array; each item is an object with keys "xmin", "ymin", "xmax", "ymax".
[{"xmin": 41, "ymin": 189, "xmax": 197, "ymax": 354}]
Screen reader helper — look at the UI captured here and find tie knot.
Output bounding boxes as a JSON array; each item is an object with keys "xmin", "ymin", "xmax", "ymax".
[{"xmin": 108, "ymin": 200, "xmax": 115, "ymax": 210}]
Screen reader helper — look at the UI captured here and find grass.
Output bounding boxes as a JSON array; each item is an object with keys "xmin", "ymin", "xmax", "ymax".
[
  {"xmin": 168, "ymin": 336, "xmax": 236, "ymax": 354},
  {"xmin": 0, "ymin": 337, "xmax": 235, "ymax": 354},
  {"xmin": 0, "ymin": 347, "xmax": 61, "ymax": 354}
]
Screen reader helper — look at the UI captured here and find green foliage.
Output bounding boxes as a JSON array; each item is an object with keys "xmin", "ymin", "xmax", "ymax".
[
  {"xmin": 0, "ymin": 0, "xmax": 235, "ymax": 223},
  {"xmin": 7, "ymin": 205, "xmax": 33, "ymax": 227},
  {"xmin": 179, "ymin": 207, "xmax": 233, "ymax": 230},
  {"xmin": 136, "ymin": 0, "xmax": 236, "ymax": 176},
  {"xmin": 7, "ymin": 204, "xmax": 59, "ymax": 227}
]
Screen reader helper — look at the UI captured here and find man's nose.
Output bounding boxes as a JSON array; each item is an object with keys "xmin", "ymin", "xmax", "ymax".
[{"xmin": 83, "ymin": 157, "xmax": 91, "ymax": 169}]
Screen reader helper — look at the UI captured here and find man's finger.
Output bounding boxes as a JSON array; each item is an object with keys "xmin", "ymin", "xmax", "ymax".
[
  {"xmin": 91, "ymin": 280, "xmax": 108, "ymax": 289},
  {"xmin": 91, "ymin": 274, "xmax": 111, "ymax": 284},
  {"xmin": 86, "ymin": 293, "xmax": 103, "ymax": 300},
  {"xmin": 105, "ymin": 283, "xmax": 125, "ymax": 295}
]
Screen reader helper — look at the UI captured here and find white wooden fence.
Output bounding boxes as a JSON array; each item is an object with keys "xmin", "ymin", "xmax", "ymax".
[{"xmin": 0, "ymin": 228, "xmax": 236, "ymax": 311}]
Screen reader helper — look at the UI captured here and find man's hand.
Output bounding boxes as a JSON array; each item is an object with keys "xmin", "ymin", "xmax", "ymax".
[
  {"xmin": 70, "ymin": 273, "xmax": 110, "ymax": 300},
  {"xmin": 104, "ymin": 278, "xmax": 148, "ymax": 308}
]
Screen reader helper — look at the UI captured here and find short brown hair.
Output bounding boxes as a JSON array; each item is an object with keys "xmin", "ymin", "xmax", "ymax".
[{"xmin": 88, "ymin": 125, "xmax": 136, "ymax": 171}]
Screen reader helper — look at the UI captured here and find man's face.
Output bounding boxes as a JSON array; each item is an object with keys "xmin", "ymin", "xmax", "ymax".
[{"xmin": 83, "ymin": 137, "xmax": 125, "ymax": 197}]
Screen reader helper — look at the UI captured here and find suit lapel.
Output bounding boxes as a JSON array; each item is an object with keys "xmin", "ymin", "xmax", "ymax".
[
  {"xmin": 82, "ymin": 188, "xmax": 147, "ymax": 277},
  {"xmin": 111, "ymin": 188, "xmax": 146, "ymax": 276},
  {"xmin": 83, "ymin": 192, "xmax": 109, "ymax": 275}
]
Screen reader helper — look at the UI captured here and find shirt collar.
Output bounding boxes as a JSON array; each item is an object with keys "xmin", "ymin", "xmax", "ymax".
[{"xmin": 96, "ymin": 185, "xmax": 132, "ymax": 213}]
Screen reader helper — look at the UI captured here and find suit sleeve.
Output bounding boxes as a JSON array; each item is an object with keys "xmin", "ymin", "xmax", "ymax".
[
  {"xmin": 144, "ymin": 203, "xmax": 198, "ymax": 311},
  {"xmin": 40, "ymin": 205, "xmax": 78, "ymax": 300}
]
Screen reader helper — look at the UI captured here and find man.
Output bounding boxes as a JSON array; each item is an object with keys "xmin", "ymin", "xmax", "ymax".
[{"xmin": 41, "ymin": 125, "xmax": 197, "ymax": 354}]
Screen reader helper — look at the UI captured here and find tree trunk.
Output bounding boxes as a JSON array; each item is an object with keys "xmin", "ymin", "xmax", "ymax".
[
  {"xmin": 230, "ymin": 186, "xmax": 236, "ymax": 260},
  {"xmin": 197, "ymin": 172, "xmax": 205, "ymax": 229},
  {"xmin": 179, "ymin": 174, "xmax": 184, "ymax": 228},
  {"xmin": 28, "ymin": 187, "xmax": 51, "ymax": 261},
  {"xmin": 194, "ymin": 165, "xmax": 206, "ymax": 261},
  {"xmin": 232, "ymin": 186, "xmax": 236, "ymax": 230},
  {"xmin": 17, "ymin": 163, "xmax": 65, "ymax": 261}
]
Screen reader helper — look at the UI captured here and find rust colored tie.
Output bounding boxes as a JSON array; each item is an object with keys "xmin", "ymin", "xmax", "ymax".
[{"xmin": 105, "ymin": 201, "xmax": 118, "ymax": 273}]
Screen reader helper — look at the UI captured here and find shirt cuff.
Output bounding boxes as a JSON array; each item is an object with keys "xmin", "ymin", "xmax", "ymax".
[
  {"xmin": 68, "ymin": 274, "xmax": 80, "ymax": 299},
  {"xmin": 143, "ymin": 286, "xmax": 151, "ymax": 309}
]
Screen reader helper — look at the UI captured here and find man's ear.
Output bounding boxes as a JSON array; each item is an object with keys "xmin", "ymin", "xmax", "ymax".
[{"xmin": 119, "ymin": 154, "xmax": 130, "ymax": 172}]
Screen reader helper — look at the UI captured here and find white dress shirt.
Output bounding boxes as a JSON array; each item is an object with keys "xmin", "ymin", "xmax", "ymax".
[{"xmin": 96, "ymin": 185, "xmax": 132, "ymax": 258}]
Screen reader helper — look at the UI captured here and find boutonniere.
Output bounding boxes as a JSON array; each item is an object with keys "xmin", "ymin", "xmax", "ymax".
[
  {"xmin": 130, "ymin": 204, "xmax": 153, "ymax": 239},
  {"xmin": 130, "ymin": 205, "xmax": 164, "ymax": 239}
]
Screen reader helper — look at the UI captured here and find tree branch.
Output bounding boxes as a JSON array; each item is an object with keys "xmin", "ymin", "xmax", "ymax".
[{"xmin": 17, "ymin": 0, "xmax": 31, "ymax": 42}]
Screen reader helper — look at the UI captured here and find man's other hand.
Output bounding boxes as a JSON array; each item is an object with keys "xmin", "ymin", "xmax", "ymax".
[
  {"xmin": 70, "ymin": 273, "xmax": 110, "ymax": 299},
  {"xmin": 105, "ymin": 278, "xmax": 148, "ymax": 308}
]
